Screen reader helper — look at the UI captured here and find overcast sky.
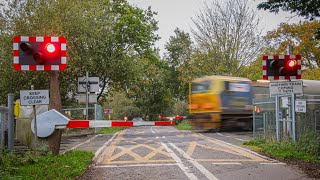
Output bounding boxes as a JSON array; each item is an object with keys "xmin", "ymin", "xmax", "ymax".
[{"xmin": 127, "ymin": 0, "xmax": 305, "ymax": 55}]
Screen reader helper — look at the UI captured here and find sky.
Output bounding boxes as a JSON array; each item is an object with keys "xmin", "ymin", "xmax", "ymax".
[{"xmin": 127, "ymin": 0, "xmax": 305, "ymax": 55}]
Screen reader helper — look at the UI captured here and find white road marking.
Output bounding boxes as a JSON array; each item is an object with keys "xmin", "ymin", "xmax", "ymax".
[
  {"xmin": 212, "ymin": 162, "xmax": 242, "ymax": 165},
  {"xmin": 260, "ymin": 162, "xmax": 286, "ymax": 165},
  {"xmin": 161, "ymin": 142, "xmax": 198, "ymax": 180},
  {"xmin": 151, "ymin": 127, "xmax": 198, "ymax": 180},
  {"xmin": 217, "ymin": 132, "xmax": 230, "ymax": 137},
  {"xmin": 94, "ymin": 132, "xmax": 120, "ymax": 159},
  {"xmin": 95, "ymin": 163, "xmax": 178, "ymax": 168},
  {"xmin": 217, "ymin": 132, "xmax": 245, "ymax": 141},
  {"xmin": 234, "ymin": 138, "xmax": 246, "ymax": 142},
  {"xmin": 169, "ymin": 143, "xmax": 219, "ymax": 180},
  {"xmin": 162, "ymin": 136, "xmax": 165, "ymax": 138},
  {"xmin": 62, "ymin": 134, "xmax": 99, "ymax": 154}
]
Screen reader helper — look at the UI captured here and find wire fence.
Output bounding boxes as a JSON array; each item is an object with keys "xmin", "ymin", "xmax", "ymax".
[
  {"xmin": 61, "ymin": 104, "xmax": 103, "ymax": 120},
  {"xmin": 0, "ymin": 106, "xmax": 8, "ymax": 150},
  {"xmin": 253, "ymin": 95, "xmax": 320, "ymax": 141}
]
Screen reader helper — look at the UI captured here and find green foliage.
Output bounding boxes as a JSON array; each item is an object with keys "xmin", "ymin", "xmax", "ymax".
[
  {"xmin": 173, "ymin": 100, "xmax": 188, "ymax": 116},
  {"xmin": 106, "ymin": 91, "xmax": 141, "ymax": 120},
  {"xmin": 302, "ymin": 68, "xmax": 320, "ymax": 80},
  {"xmin": 126, "ymin": 53, "xmax": 174, "ymax": 120},
  {"xmin": 99, "ymin": 127, "xmax": 126, "ymax": 134},
  {"xmin": 0, "ymin": 150, "xmax": 93, "ymax": 179},
  {"xmin": 244, "ymin": 135, "xmax": 320, "ymax": 162},
  {"xmin": 257, "ymin": 0, "xmax": 320, "ymax": 20},
  {"xmin": 176, "ymin": 120, "xmax": 193, "ymax": 130},
  {"xmin": 164, "ymin": 28, "xmax": 193, "ymax": 101}
]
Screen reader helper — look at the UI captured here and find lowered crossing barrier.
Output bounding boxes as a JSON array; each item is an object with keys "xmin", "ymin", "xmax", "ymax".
[
  {"xmin": 64, "ymin": 119, "xmax": 176, "ymax": 129},
  {"xmin": 31, "ymin": 110, "xmax": 176, "ymax": 137}
]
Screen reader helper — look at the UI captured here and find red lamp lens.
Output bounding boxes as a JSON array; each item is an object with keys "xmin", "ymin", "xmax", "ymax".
[
  {"xmin": 45, "ymin": 43, "xmax": 55, "ymax": 53},
  {"xmin": 288, "ymin": 60, "xmax": 296, "ymax": 67}
]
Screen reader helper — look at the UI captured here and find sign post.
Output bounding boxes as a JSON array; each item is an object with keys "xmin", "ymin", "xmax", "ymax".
[
  {"xmin": 262, "ymin": 46, "xmax": 302, "ymax": 142},
  {"xmin": 104, "ymin": 108, "xmax": 113, "ymax": 120},
  {"xmin": 13, "ymin": 36, "xmax": 67, "ymax": 155},
  {"xmin": 78, "ymin": 73, "xmax": 99, "ymax": 120},
  {"xmin": 20, "ymin": 88, "xmax": 49, "ymax": 148}
]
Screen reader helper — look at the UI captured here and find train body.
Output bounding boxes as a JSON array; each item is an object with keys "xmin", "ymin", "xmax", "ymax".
[
  {"xmin": 188, "ymin": 76, "xmax": 320, "ymax": 130},
  {"xmin": 189, "ymin": 76, "xmax": 253, "ymax": 130}
]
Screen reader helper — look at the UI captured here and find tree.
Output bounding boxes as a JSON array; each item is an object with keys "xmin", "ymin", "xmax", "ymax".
[
  {"xmin": 191, "ymin": 0, "xmax": 263, "ymax": 76},
  {"xmin": 106, "ymin": 91, "xmax": 140, "ymax": 120},
  {"xmin": 125, "ymin": 51, "xmax": 173, "ymax": 120},
  {"xmin": 257, "ymin": 0, "xmax": 320, "ymax": 20},
  {"xmin": 165, "ymin": 28, "xmax": 193, "ymax": 68},
  {"xmin": 164, "ymin": 28, "xmax": 193, "ymax": 100}
]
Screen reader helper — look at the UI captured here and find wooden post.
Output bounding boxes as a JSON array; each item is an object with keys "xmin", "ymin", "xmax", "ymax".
[{"xmin": 48, "ymin": 71, "xmax": 62, "ymax": 155}]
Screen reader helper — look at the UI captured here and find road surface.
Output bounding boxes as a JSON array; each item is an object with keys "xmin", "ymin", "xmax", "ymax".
[{"xmin": 71, "ymin": 126, "xmax": 310, "ymax": 180}]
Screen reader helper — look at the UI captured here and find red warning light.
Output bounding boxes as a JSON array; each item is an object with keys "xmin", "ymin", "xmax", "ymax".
[
  {"xmin": 45, "ymin": 43, "xmax": 56, "ymax": 53},
  {"xmin": 288, "ymin": 60, "xmax": 296, "ymax": 67}
]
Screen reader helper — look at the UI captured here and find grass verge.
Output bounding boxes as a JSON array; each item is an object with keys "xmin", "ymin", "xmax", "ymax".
[
  {"xmin": 98, "ymin": 126, "xmax": 126, "ymax": 134},
  {"xmin": 243, "ymin": 134, "xmax": 320, "ymax": 162},
  {"xmin": 176, "ymin": 120, "xmax": 193, "ymax": 130},
  {"xmin": 244, "ymin": 136, "xmax": 320, "ymax": 178},
  {"xmin": 0, "ymin": 150, "xmax": 93, "ymax": 179}
]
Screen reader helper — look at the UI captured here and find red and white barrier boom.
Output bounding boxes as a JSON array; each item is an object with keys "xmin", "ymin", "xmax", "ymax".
[{"xmin": 65, "ymin": 120, "xmax": 176, "ymax": 129}]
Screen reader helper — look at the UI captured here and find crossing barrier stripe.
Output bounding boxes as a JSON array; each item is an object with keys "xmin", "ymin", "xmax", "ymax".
[
  {"xmin": 112, "ymin": 121, "xmax": 134, "ymax": 127},
  {"xmin": 155, "ymin": 121, "xmax": 174, "ymax": 126},
  {"xmin": 64, "ymin": 120, "xmax": 176, "ymax": 129},
  {"xmin": 66, "ymin": 120, "xmax": 89, "ymax": 128}
]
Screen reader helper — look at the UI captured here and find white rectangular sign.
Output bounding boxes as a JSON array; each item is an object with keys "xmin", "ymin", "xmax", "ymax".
[
  {"xmin": 295, "ymin": 100, "xmax": 306, "ymax": 113},
  {"xmin": 78, "ymin": 94, "xmax": 97, "ymax": 104},
  {"xmin": 78, "ymin": 77, "xmax": 100, "ymax": 93},
  {"xmin": 20, "ymin": 90, "xmax": 49, "ymax": 106},
  {"xmin": 269, "ymin": 81, "xmax": 303, "ymax": 97}
]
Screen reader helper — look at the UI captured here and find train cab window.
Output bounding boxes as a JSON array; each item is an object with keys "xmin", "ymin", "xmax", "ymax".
[
  {"xmin": 191, "ymin": 81, "xmax": 212, "ymax": 94},
  {"xmin": 224, "ymin": 81, "xmax": 230, "ymax": 91}
]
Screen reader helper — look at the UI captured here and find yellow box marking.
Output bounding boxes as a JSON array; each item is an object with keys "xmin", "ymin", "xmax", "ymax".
[
  {"xmin": 193, "ymin": 133, "xmax": 267, "ymax": 162},
  {"xmin": 98, "ymin": 130, "xmax": 173, "ymax": 164}
]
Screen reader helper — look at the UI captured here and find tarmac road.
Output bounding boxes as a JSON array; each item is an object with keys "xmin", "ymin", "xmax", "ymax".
[{"xmin": 67, "ymin": 126, "xmax": 310, "ymax": 180}]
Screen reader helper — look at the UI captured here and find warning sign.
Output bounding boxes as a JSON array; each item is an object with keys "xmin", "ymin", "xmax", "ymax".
[
  {"xmin": 20, "ymin": 90, "xmax": 49, "ymax": 106},
  {"xmin": 295, "ymin": 100, "xmax": 306, "ymax": 113},
  {"xmin": 269, "ymin": 81, "xmax": 303, "ymax": 97}
]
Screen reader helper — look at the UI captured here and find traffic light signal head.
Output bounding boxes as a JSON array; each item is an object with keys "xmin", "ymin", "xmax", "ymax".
[
  {"xmin": 263, "ymin": 55, "xmax": 301, "ymax": 80},
  {"xmin": 13, "ymin": 36, "xmax": 66, "ymax": 71}
]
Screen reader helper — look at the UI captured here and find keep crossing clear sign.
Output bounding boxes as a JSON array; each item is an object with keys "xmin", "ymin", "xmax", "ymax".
[{"xmin": 20, "ymin": 90, "xmax": 49, "ymax": 106}]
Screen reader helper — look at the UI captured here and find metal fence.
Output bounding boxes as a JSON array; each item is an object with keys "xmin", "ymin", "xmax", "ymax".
[
  {"xmin": 253, "ymin": 95, "xmax": 320, "ymax": 141},
  {"xmin": 0, "ymin": 106, "xmax": 8, "ymax": 150},
  {"xmin": 62, "ymin": 104, "xmax": 103, "ymax": 120}
]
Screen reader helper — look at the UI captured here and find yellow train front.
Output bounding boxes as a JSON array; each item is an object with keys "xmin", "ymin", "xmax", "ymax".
[{"xmin": 189, "ymin": 76, "xmax": 253, "ymax": 130}]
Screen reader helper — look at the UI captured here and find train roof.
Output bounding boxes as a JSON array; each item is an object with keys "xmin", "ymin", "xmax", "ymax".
[{"xmin": 192, "ymin": 75, "xmax": 251, "ymax": 82}]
